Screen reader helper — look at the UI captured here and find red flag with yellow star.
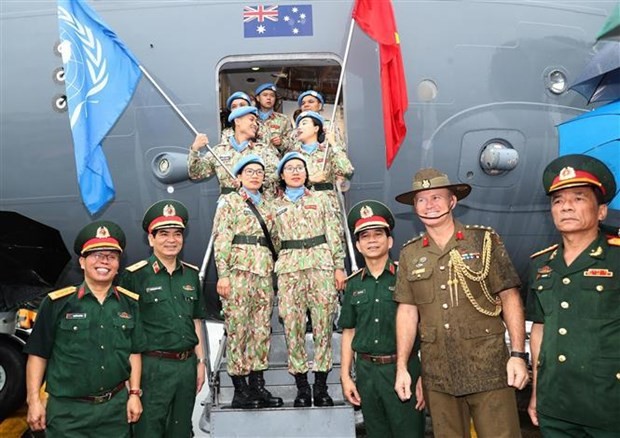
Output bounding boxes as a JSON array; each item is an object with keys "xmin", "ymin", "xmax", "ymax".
[{"xmin": 352, "ymin": 0, "xmax": 408, "ymax": 168}]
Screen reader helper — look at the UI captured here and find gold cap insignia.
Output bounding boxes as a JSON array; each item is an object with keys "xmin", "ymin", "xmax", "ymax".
[
  {"xmin": 163, "ymin": 204, "xmax": 176, "ymax": 217},
  {"xmin": 360, "ymin": 205, "xmax": 373, "ymax": 218},
  {"xmin": 422, "ymin": 179, "xmax": 431, "ymax": 189},
  {"xmin": 96, "ymin": 226, "xmax": 110, "ymax": 239},
  {"xmin": 559, "ymin": 166, "xmax": 576, "ymax": 181}
]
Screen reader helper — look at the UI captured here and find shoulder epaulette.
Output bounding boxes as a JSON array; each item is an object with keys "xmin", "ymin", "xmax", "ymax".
[
  {"xmin": 402, "ymin": 235, "xmax": 423, "ymax": 248},
  {"xmin": 181, "ymin": 261, "xmax": 199, "ymax": 271},
  {"xmin": 530, "ymin": 244, "xmax": 559, "ymax": 259},
  {"xmin": 465, "ymin": 224, "xmax": 496, "ymax": 234},
  {"xmin": 125, "ymin": 260, "xmax": 148, "ymax": 272},
  {"xmin": 116, "ymin": 286, "xmax": 139, "ymax": 301},
  {"xmin": 346, "ymin": 268, "xmax": 363, "ymax": 280},
  {"xmin": 607, "ymin": 236, "xmax": 620, "ymax": 246},
  {"xmin": 48, "ymin": 286, "xmax": 77, "ymax": 301}
]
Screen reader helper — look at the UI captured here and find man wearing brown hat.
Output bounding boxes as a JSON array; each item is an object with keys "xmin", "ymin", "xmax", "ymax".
[
  {"xmin": 393, "ymin": 168, "xmax": 528, "ymax": 437},
  {"xmin": 527, "ymin": 154, "xmax": 620, "ymax": 436},
  {"xmin": 25, "ymin": 221, "xmax": 145, "ymax": 437},
  {"xmin": 119, "ymin": 200, "xmax": 207, "ymax": 437}
]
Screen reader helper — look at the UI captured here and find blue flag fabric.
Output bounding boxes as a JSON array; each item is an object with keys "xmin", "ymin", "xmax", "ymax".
[
  {"xmin": 243, "ymin": 4, "xmax": 313, "ymax": 38},
  {"xmin": 57, "ymin": 0, "xmax": 141, "ymax": 214}
]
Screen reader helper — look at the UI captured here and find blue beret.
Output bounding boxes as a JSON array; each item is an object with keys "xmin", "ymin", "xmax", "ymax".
[
  {"xmin": 233, "ymin": 154, "xmax": 265, "ymax": 176},
  {"xmin": 295, "ymin": 110, "xmax": 325, "ymax": 128},
  {"xmin": 297, "ymin": 90, "xmax": 324, "ymax": 107},
  {"xmin": 255, "ymin": 83, "xmax": 276, "ymax": 96},
  {"xmin": 226, "ymin": 91, "xmax": 251, "ymax": 111},
  {"xmin": 228, "ymin": 106, "xmax": 258, "ymax": 123},
  {"xmin": 277, "ymin": 151, "xmax": 307, "ymax": 176}
]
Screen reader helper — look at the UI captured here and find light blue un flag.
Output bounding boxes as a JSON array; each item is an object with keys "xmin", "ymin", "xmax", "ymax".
[{"xmin": 57, "ymin": 0, "xmax": 142, "ymax": 214}]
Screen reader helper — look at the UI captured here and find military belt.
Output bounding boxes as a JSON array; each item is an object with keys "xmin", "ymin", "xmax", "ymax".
[
  {"xmin": 232, "ymin": 235, "xmax": 268, "ymax": 247},
  {"xmin": 76, "ymin": 381, "xmax": 125, "ymax": 404},
  {"xmin": 281, "ymin": 235, "xmax": 327, "ymax": 250},
  {"xmin": 220, "ymin": 187, "xmax": 235, "ymax": 195},
  {"xmin": 310, "ymin": 183, "xmax": 334, "ymax": 191},
  {"xmin": 358, "ymin": 353, "xmax": 397, "ymax": 365},
  {"xmin": 144, "ymin": 349, "xmax": 194, "ymax": 361}
]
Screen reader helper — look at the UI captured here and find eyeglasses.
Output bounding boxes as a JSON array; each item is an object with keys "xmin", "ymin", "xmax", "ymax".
[
  {"xmin": 242, "ymin": 168, "xmax": 265, "ymax": 177},
  {"xmin": 283, "ymin": 166, "xmax": 306, "ymax": 174},
  {"xmin": 87, "ymin": 252, "xmax": 120, "ymax": 262}
]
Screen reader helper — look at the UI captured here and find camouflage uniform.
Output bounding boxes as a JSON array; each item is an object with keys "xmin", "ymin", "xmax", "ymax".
[
  {"xmin": 213, "ymin": 190, "xmax": 277, "ymax": 376},
  {"xmin": 288, "ymin": 118, "xmax": 346, "ymax": 151},
  {"xmin": 259, "ymin": 111, "xmax": 292, "ymax": 155},
  {"xmin": 220, "ymin": 125, "xmax": 281, "ymax": 159},
  {"xmin": 274, "ymin": 189, "xmax": 345, "ymax": 373},
  {"xmin": 187, "ymin": 138, "xmax": 280, "ymax": 196}
]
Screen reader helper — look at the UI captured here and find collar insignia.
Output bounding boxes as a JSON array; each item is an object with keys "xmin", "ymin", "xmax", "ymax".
[{"xmin": 590, "ymin": 246, "xmax": 603, "ymax": 257}]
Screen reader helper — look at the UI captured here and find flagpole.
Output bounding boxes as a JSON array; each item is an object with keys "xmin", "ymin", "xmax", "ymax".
[{"xmin": 138, "ymin": 65, "xmax": 235, "ymax": 179}]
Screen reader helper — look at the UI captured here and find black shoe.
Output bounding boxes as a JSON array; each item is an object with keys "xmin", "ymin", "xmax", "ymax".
[
  {"xmin": 293, "ymin": 373, "xmax": 312, "ymax": 407},
  {"xmin": 312, "ymin": 371, "xmax": 334, "ymax": 407},
  {"xmin": 230, "ymin": 375, "xmax": 265, "ymax": 409},
  {"xmin": 249, "ymin": 370, "xmax": 283, "ymax": 408}
]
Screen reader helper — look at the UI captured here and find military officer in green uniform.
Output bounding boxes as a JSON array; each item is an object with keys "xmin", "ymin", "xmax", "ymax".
[
  {"xmin": 25, "ymin": 221, "xmax": 145, "ymax": 437},
  {"xmin": 393, "ymin": 168, "xmax": 529, "ymax": 437},
  {"xmin": 118, "ymin": 200, "xmax": 207, "ymax": 437},
  {"xmin": 339, "ymin": 200, "xmax": 425, "ymax": 437},
  {"xmin": 527, "ymin": 154, "xmax": 620, "ymax": 436}
]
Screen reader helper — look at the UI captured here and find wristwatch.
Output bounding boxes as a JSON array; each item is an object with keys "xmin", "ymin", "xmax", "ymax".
[
  {"xmin": 510, "ymin": 351, "xmax": 529, "ymax": 362},
  {"xmin": 129, "ymin": 388, "xmax": 143, "ymax": 397},
  {"xmin": 197, "ymin": 358, "xmax": 207, "ymax": 365}
]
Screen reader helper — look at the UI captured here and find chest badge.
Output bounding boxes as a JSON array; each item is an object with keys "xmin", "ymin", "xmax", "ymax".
[
  {"xmin": 183, "ymin": 285, "xmax": 196, "ymax": 291},
  {"xmin": 537, "ymin": 265, "xmax": 553, "ymax": 279},
  {"xmin": 118, "ymin": 312, "xmax": 132, "ymax": 319},
  {"xmin": 65, "ymin": 313, "xmax": 87, "ymax": 320},
  {"xmin": 583, "ymin": 268, "xmax": 613, "ymax": 277}
]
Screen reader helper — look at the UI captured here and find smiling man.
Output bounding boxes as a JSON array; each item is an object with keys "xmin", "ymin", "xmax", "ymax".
[
  {"xmin": 393, "ymin": 168, "xmax": 528, "ymax": 437},
  {"xmin": 527, "ymin": 154, "xmax": 620, "ymax": 436},
  {"xmin": 25, "ymin": 221, "xmax": 145, "ymax": 438},
  {"xmin": 119, "ymin": 200, "xmax": 207, "ymax": 437}
]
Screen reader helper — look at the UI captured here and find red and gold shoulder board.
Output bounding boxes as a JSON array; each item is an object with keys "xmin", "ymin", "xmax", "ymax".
[{"xmin": 530, "ymin": 244, "xmax": 559, "ymax": 259}]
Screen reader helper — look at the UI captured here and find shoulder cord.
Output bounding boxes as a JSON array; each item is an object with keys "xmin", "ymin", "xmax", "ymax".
[{"xmin": 448, "ymin": 231, "xmax": 502, "ymax": 316}]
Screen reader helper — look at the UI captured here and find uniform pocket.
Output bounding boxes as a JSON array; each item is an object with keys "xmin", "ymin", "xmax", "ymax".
[
  {"xmin": 406, "ymin": 267, "xmax": 435, "ymax": 304},
  {"xmin": 112, "ymin": 316, "xmax": 135, "ymax": 350},
  {"xmin": 418, "ymin": 325, "xmax": 436, "ymax": 343},
  {"xmin": 351, "ymin": 291, "xmax": 369, "ymax": 306},
  {"xmin": 530, "ymin": 276, "xmax": 555, "ymax": 316},
  {"xmin": 462, "ymin": 318, "xmax": 506, "ymax": 339},
  {"xmin": 581, "ymin": 277, "xmax": 620, "ymax": 319}
]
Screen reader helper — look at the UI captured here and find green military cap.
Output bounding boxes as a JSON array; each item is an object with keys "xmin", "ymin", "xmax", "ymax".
[
  {"xmin": 73, "ymin": 220, "xmax": 125, "ymax": 256},
  {"xmin": 543, "ymin": 154, "xmax": 617, "ymax": 204},
  {"xmin": 142, "ymin": 199, "xmax": 189, "ymax": 233},
  {"xmin": 348, "ymin": 200, "xmax": 395, "ymax": 235},
  {"xmin": 395, "ymin": 168, "xmax": 471, "ymax": 205}
]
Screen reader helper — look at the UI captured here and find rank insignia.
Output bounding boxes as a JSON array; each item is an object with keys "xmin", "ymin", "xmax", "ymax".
[
  {"xmin": 583, "ymin": 268, "xmax": 613, "ymax": 277},
  {"xmin": 118, "ymin": 312, "xmax": 132, "ymax": 319},
  {"xmin": 152, "ymin": 261, "xmax": 160, "ymax": 274},
  {"xmin": 183, "ymin": 285, "xmax": 196, "ymax": 291},
  {"xmin": 422, "ymin": 237, "xmax": 429, "ymax": 247},
  {"xmin": 456, "ymin": 230, "xmax": 464, "ymax": 240}
]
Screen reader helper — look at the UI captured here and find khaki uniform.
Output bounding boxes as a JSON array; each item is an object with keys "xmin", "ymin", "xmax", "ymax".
[
  {"xmin": 24, "ymin": 284, "xmax": 145, "ymax": 438},
  {"xmin": 394, "ymin": 222, "xmax": 521, "ymax": 437},
  {"xmin": 258, "ymin": 111, "xmax": 292, "ymax": 155},
  {"xmin": 527, "ymin": 233, "xmax": 620, "ymax": 434},
  {"xmin": 213, "ymin": 190, "xmax": 277, "ymax": 376},
  {"xmin": 274, "ymin": 189, "xmax": 344, "ymax": 373},
  {"xmin": 187, "ymin": 138, "xmax": 280, "ymax": 195}
]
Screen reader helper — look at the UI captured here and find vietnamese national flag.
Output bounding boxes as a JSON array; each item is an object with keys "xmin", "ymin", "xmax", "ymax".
[{"xmin": 352, "ymin": 0, "xmax": 408, "ymax": 168}]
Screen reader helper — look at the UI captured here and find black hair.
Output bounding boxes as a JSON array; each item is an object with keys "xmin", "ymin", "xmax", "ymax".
[
  {"xmin": 300, "ymin": 116, "xmax": 325, "ymax": 144},
  {"xmin": 278, "ymin": 158, "xmax": 310, "ymax": 190},
  {"xmin": 355, "ymin": 227, "xmax": 391, "ymax": 241}
]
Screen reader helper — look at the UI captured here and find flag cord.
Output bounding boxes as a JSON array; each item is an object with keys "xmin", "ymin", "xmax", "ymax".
[{"xmin": 138, "ymin": 65, "xmax": 235, "ymax": 179}]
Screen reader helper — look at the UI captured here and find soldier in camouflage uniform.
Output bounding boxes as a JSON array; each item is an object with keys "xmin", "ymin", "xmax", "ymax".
[
  {"xmin": 220, "ymin": 91, "xmax": 252, "ymax": 142},
  {"xmin": 213, "ymin": 154, "xmax": 282, "ymax": 409},
  {"xmin": 188, "ymin": 106, "xmax": 280, "ymax": 197},
  {"xmin": 254, "ymin": 82, "xmax": 292, "ymax": 155},
  {"xmin": 296, "ymin": 90, "xmax": 346, "ymax": 149},
  {"xmin": 393, "ymin": 168, "xmax": 528, "ymax": 437},
  {"xmin": 273, "ymin": 152, "xmax": 347, "ymax": 407},
  {"xmin": 288, "ymin": 110, "xmax": 354, "ymax": 238},
  {"xmin": 25, "ymin": 221, "xmax": 145, "ymax": 438}
]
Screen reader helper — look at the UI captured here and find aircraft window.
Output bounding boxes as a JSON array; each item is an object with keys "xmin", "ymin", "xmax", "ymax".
[{"xmin": 216, "ymin": 55, "xmax": 346, "ymax": 144}]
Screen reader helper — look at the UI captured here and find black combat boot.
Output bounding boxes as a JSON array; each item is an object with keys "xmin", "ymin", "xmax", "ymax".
[
  {"xmin": 293, "ymin": 372, "xmax": 312, "ymax": 407},
  {"xmin": 249, "ymin": 370, "xmax": 283, "ymax": 407},
  {"xmin": 312, "ymin": 371, "xmax": 334, "ymax": 407},
  {"xmin": 230, "ymin": 375, "xmax": 265, "ymax": 409}
]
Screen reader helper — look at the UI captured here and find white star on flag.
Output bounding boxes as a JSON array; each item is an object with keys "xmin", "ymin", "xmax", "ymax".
[
  {"xmin": 284, "ymin": 15, "xmax": 290, "ymax": 21},
  {"xmin": 300, "ymin": 13, "xmax": 306, "ymax": 19},
  {"xmin": 292, "ymin": 7, "xmax": 298, "ymax": 13},
  {"xmin": 257, "ymin": 24, "xmax": 266, "ymax": 34},
  {"xmin": 293, "ymin": 28, "xmax": 299, "ymax": 34}
]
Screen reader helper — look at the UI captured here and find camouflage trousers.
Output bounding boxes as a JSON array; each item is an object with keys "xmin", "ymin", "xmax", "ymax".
[
  {"xmin": 278, "ymin": 268, "xmax": 338, "ymax": 374},
  {"xmin": 221, "ymin": 270, "xmax": 274, "ymax": 376}
]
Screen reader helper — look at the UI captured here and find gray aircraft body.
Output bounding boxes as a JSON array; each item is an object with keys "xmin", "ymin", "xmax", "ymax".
[{"xmin": 1, "ymin": 0, "xmax": 617, "ymax": 426}]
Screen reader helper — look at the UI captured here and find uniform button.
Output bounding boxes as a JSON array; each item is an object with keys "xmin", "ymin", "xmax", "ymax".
[
  {"xmin": 100, "ymin": 345, "xmax": 105, "ymax": 350},
  {"xmin": 442, "ymin": 303, "xmax": 448, "ymax": 309},
  {"xmin": 416, "ymin": 274, "xmax": 421, "ymax": 278},
  {"xmin": 444, "ymin": 323, "xmax": 450, "ymax": 329},
  {"xmin": 439, "ymin": 266, "xmax": 445, "ymax": 271},
  {"xmin": 440, "ymin": 284, "xmax": 446, "ymax": 290},
  {"xmin": 374, "ymin": 318, "xmax": 379, "ymax": 323},
  {"xmin": 100, "ymin": 386, "xmax": 104, "ymax": 391},
  {"xmin": 179, "ymin": 315, "xmax": 183, "ymax": 318},
  {"xmin": 616, "ymin": 373, "xmax": 620, "ymax": 380},
  {"xmin": 73, "ymin": 326, "xmax": 78, "ymax": 331},
  {"xmin": 101, "ymin": 365, "xmax": 105, "ymax": 370},
  {"xmin": 558, "ymin": 355, "xmax": 566, "ymax": 362},
  {"xmin": 154, "ymin": 298, "xmax": 159, "ymax": 303},
  {"xmin": 596, "ymin": 285, "xmax": 604, "ymax": 292},
  {"xmin": 122, "ymin": 325, "xmax": 126, "ymax": 330},
  {"xmin": 560, "ymin": 301, "xmax": 569, "ymax": 309},
  {"xmin": 558, "ymin": 328, "xmax": 567, "ymax": 335},
  {"xmin": 100, "ymin": 325, "xmax": 104, "ymax": 329},
  {"xmin": 375, "ymin": 299, "xmax": 380, "ymax": 303},
  {"xmin": 537, "ymin": 285, "xmax": 543, "ymax": 291},
  {"xmin": 484, "ymin": 328, "xmax": 490, "ymax": 334},
  {"xmin": 562, "ymin": 278, "xmax": 570, "ymax": 285},
  {"xmin": 374, "ymin": 340, "xmax": 378, "ymax": 344}
]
